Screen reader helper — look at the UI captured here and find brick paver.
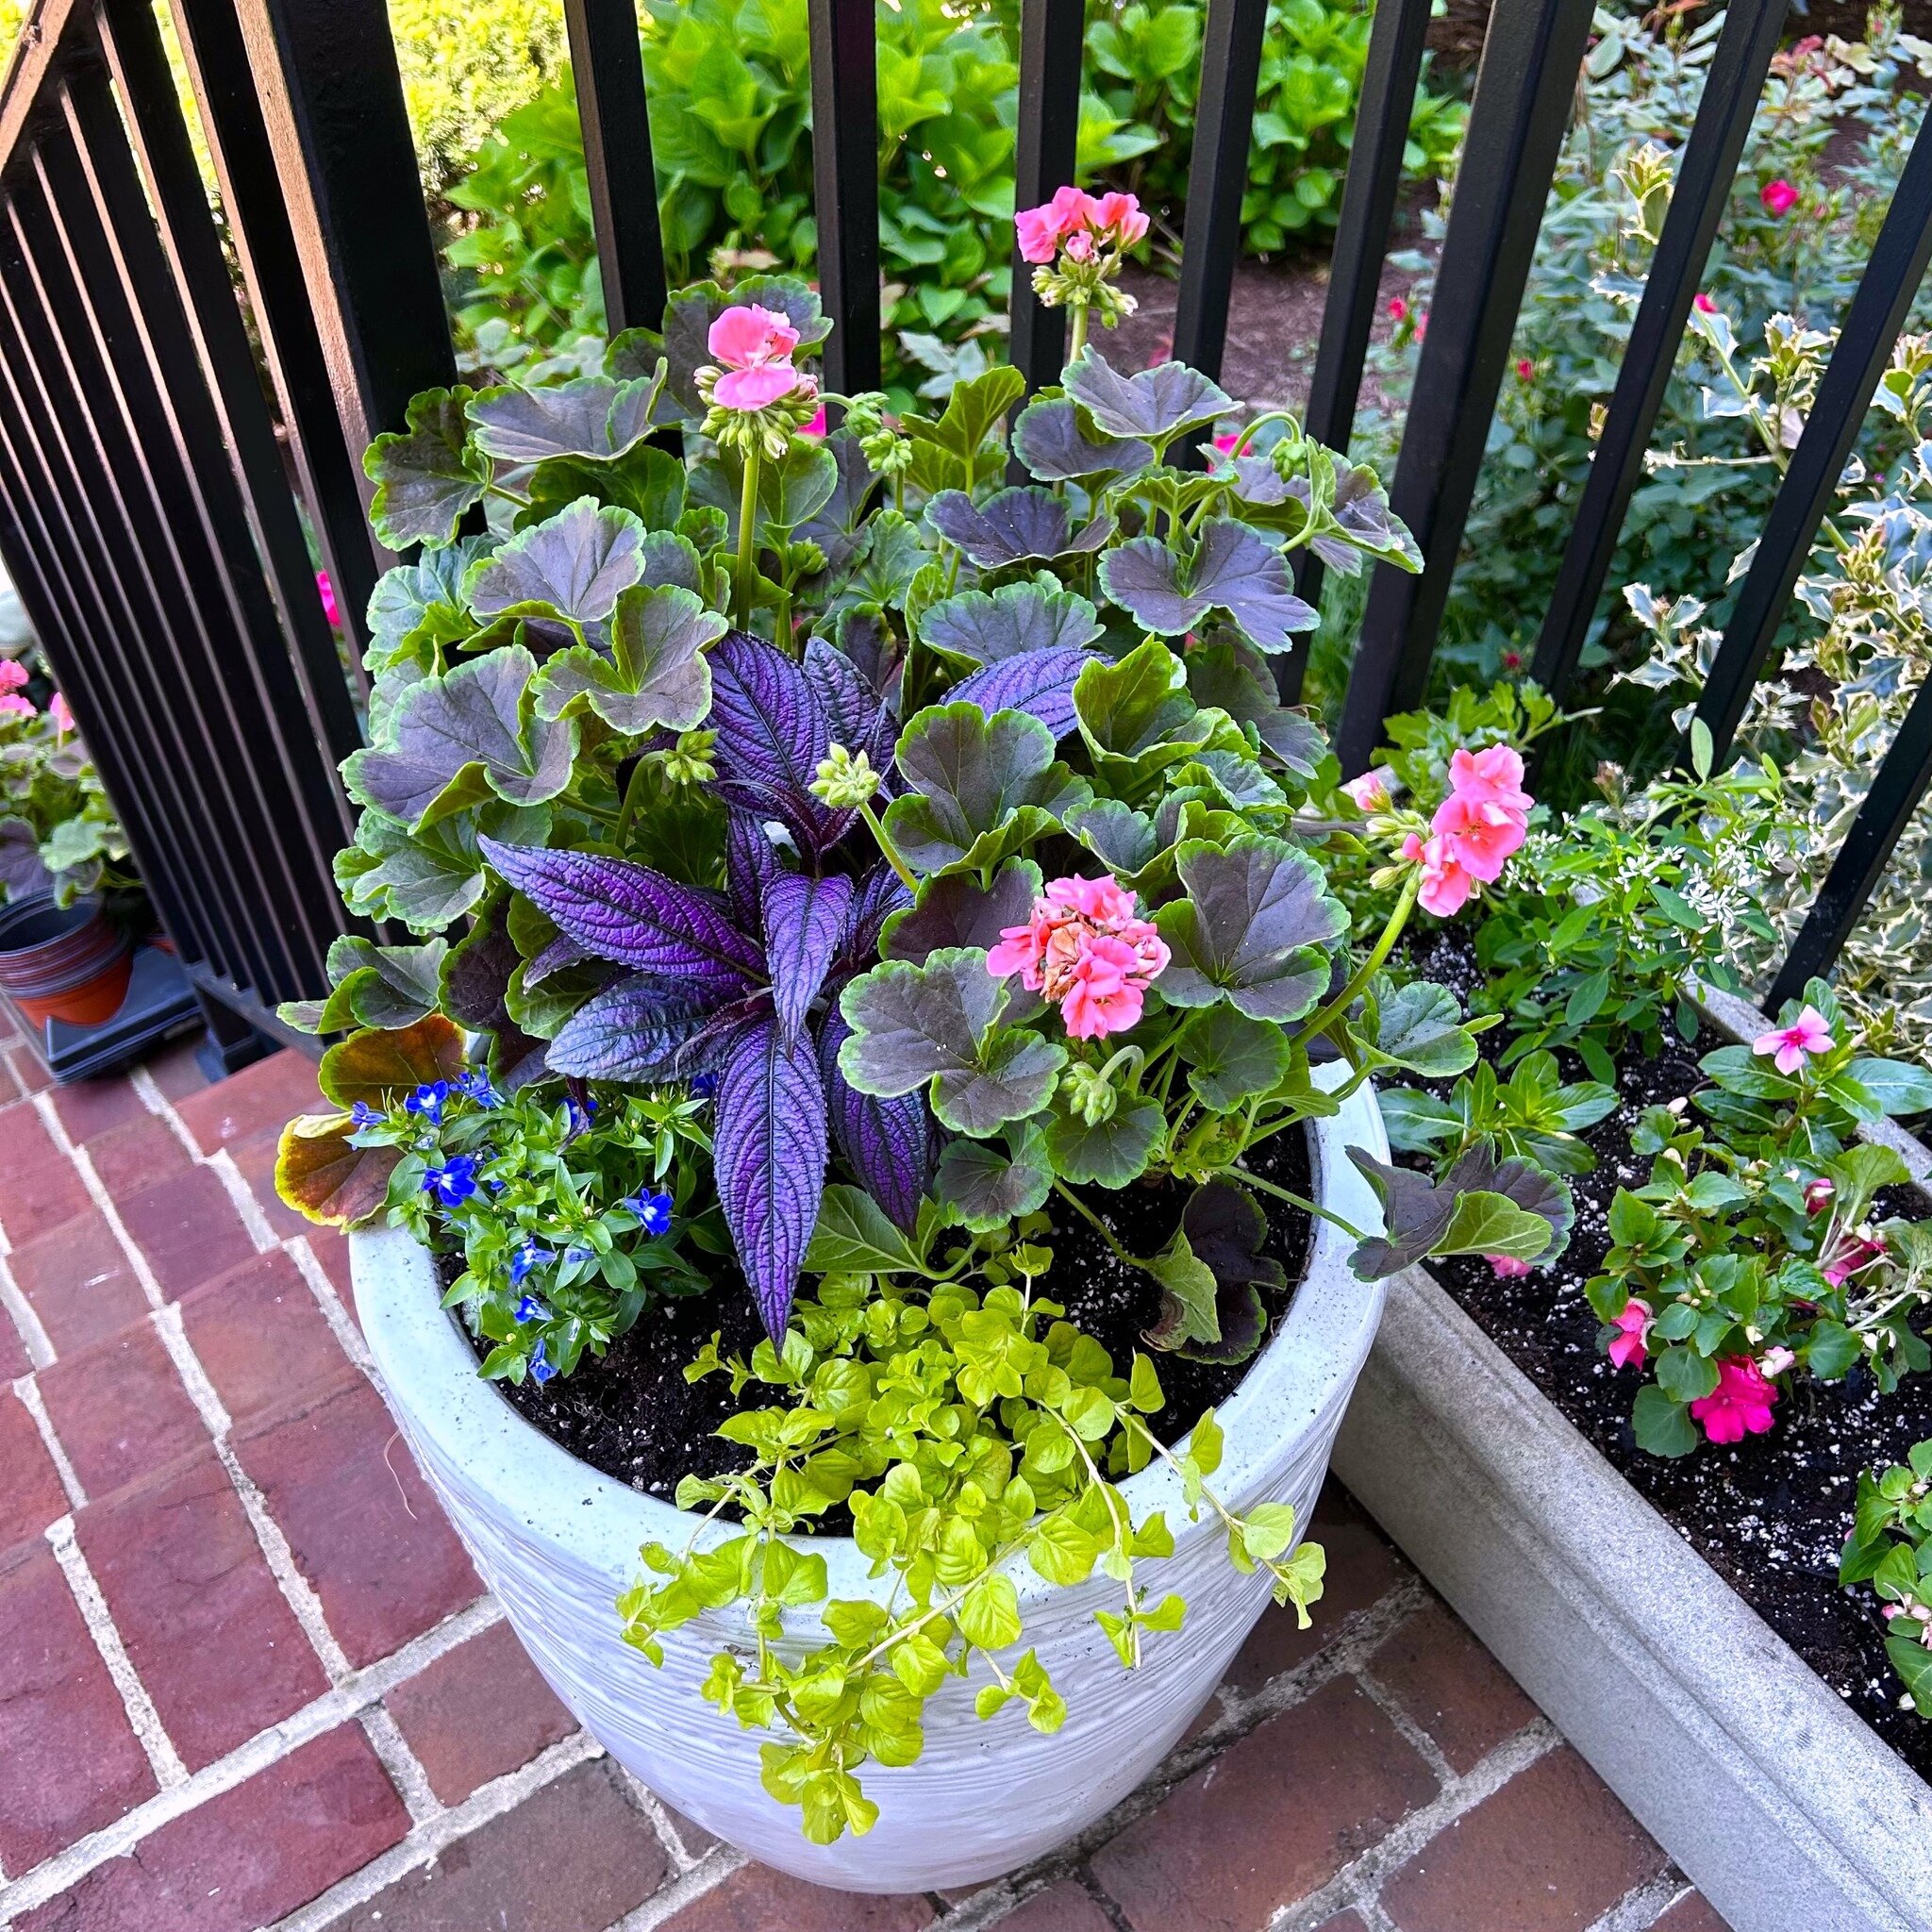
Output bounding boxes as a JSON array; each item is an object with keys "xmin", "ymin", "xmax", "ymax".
[{"xmin": 0, "ymin": 1040, "xmax": 1736, "ymax": 1932}]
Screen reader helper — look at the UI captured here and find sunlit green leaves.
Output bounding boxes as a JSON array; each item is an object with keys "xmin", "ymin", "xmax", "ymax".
[{"xmin": 363, "ymin": 386, "xmax": 489, "ymax": 550}]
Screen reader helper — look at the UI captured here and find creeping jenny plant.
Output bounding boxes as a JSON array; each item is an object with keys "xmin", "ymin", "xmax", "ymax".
[{"xmin": 277, "ymin": 189, "xmax": 1566, "ymax": 1842}]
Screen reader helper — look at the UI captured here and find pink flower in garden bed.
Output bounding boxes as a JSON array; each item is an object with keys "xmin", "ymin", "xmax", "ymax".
[
  {"xmin": 0, "ymin": 660, "xmax": 27, "ymax": 692},
  {"xmin": 1690, "ymin": 1356, "xmax": 1778, "ymax": 1443},
  {"xmin": 1752, "ymin": 1005, "xmax": 1832, "ymax": 1074},
  {"xmin": 1607, "ymin": 1298, "xmax": 1653, "ymax": 1371},
  {"xmin": 987, "ymin": 874, "xmax": 1169, "ymax": 1040},
  {"xmin": 317, "ymin": 569, "xmax": 341, "ymax": 628},
  {"xmin": 1401, "ymin": 831, "xmax": 1476, "ymax": 917},
  {"xmin": 1760, "ymin": 178, "xmax": 1799, "ymax": 218},
  {"xmin": 49, "ymin": 691, "xmax": 74, "ymax": 735}
]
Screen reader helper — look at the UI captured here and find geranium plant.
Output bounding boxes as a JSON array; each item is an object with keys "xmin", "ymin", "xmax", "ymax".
[
  {"xmin": 278, "ymin": 189, "xmax": 1566, "ymax": 1843},
  {"xmin": 0, "ymin": 665, "xmax": 132, "ymax": 908}
]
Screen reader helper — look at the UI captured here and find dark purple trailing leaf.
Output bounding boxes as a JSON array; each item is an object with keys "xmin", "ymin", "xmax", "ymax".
[
  {"xmin": 724, "ymin": 809, "xmax": 779, "ymax": 931},
  {"xmin": 803, "ymin": 636, "xmax": 895, "ymax": 773},
  {"xmin": 818, "ymin": 1011, "xmax": 932, "ymax": 1234},
  {"xmin": 707, "ymin": 630, "xmax": 850, "ymax": 853},
  {"xmin": 525, "ymin": 930, "xmax": 591, "ymax": 987},
  {"xmin": 1145, "ymin": 1180, "xmax": 1284, "ymax": 1363},
  {"xmin": 761, "ymin": 871, "xmax": 854, "ymax": 1044},
  {"xmin": 1063, "ymin": 349, "xmax": 1233, "ymax": 442},
  {"xmin": 480, "ymin": 839, "xmax": 763, "ymax": 984},
  {"xmin": 1010, "ymin": 395, "xmax": 1154, "ymax": 480},
  {"xmin": 924, "ymin": 488, "xmax": 1113, "ymax": 570},
  {"xmin": 1346, "ymin": 1146, "xmax": 1571, "ymax": 1279},
  {"xmin": 1099, "ymin": 519, "xmax": 1316, "ymax": 654},
  {"xmin": 546, "ymin": 977, "xmax": 721, "ymax": 1081},
  {"xmin": 714, "ymin": 1015, "xmax": 828, "ymax": 1339},
  {"xmin": 948, "ymin": 647, "xmax": 1092, "ymax": 740},
  {"xmin": 919, "ymin": 583, "xmax": 1105, "ymax": 665},
  {"xmin": 836, "ymin": 864, "xmax": 912, "ymax": 980}
]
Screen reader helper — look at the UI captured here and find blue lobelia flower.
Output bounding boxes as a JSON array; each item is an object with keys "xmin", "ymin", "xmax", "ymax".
[
  {"xmin": 422, "ymin": 1153, "xmax": 479, "ymax": 1208},
  {"xmin": 563, "ymin": 1091, "xmax": 597, "ymax": 1137},
  {"xmin": 405, "ymin": 1080, "xmax": 450, "ymax": 1126},
  {"xmin": 508, "ymin": 1238, "xmax": 552, "ymax": 1286},
  {"xmin": 561, "ymin": 1242, "xmax": 592, "ymax": 1266},
  {"xmin": 529, "ymin": 1340, "xmax": 557, "ymax": 1384},
  {"xmin": 689, "ymin": 1071, "xmax": 718, "ymax": 1100},
  {"xmin": 514, "ymin": 1294, "xmax": 545, "ymax": 1324},
  {"xmin": 626, "ymin": 1191, "xmax": 675, "ymax": 1237},
  {"xmin": 349, "ymin": 1100, "xmax": 378, "ymax": 1128},
  {"xmin": 456, "ymin": 1069, "xmax": 499, "ymax": 1108}
]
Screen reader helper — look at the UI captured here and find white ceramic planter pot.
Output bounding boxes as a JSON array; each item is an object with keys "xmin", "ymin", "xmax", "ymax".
[{"xmin": 353, "ymin": 1064, "xmax": 1389, "ymax": 1893}]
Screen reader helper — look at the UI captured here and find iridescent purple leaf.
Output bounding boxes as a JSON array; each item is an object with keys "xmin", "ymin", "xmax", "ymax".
[
  {"xmin": 1063, "ymin": 348, "xmax": 1233, "ymax": 442},
  {"xmin": 1099, "ymin": 518, "xmax": 1317, "ymax": 654},
  {"xmin": 924, "ymin": 488, "xmax": 1112, "ymax": 569},
  {"xmin": 480, "ymin": 839, "xmax": 762, "ymax": 983},
  {"xmin": 919, "ymin": 583, "xmax": 1104, "ymax": 665},
  {"xmin": 1010, "ymin": 395, "xmax": 1154, "ymax": 481},
  {"xmin": 724, "ymin": 809, "xmax": 779, "ymax": 931},
  {"xmin": 819, "ymin": 1010, "xmax": 932, "ymax": 1233},
  {"xmin": 546, "ymin": 976, "xmax": 721, "ymax": 1081},
  {"xmin": 715, "ymin": 1014, "xmax": 828, "ymax": 1340},
  {"xmin": 948, "ymin": 647, "xmax": 1092, "ymax": 741},
  {"xmin": 762, "ymin": 870, "xmax": 854, "ymax": 1044},
  {"xmin": 803, "ymin": 636, "xmax": 895, "ymax": 772},
  {"xmin": 838, "ymin": 864, "xmax": 912, "ymax": 978},
  {"xmin": 707, "ymin": 630, "xmax": 847, "ymax": 853},
  {"xmin": 463, "ymin": 497, "xmax": 648, "ymax": 624}
]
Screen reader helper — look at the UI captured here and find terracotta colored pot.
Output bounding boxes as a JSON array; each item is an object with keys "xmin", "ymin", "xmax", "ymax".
[{"xmin": 0, "ymin": 895, "xmax": 132, "ymax": 1026}]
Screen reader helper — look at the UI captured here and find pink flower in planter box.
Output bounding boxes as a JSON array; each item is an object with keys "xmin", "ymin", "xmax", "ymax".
[
  {"xmin": 1607, "ymin": 1298, "xmax": 1653, "ymax": 1370},
  {"xmin": 0, "ymin": 692, "xmax": 35, "ymax": 720},
  {"xmin": 1804, "ymin": 1177, "xmax": 1835, "ymax": 1214},
  {"xmin": 0, "ymin": 660, "xmax": 27, "ymax": 692},
  {"xmin": 1486, "ymin": 1254, "xmax": 1533, "ymax": 1278},
  {"xmin": 1752, "ymin": 1005, "xmax": 1832, "ymax": 1075},
  {"xmin": 1343, "ymin": 772, "xmax": 1390, "ymax": 812},
  {"xmin": 1689, "ymin": 1356, "xmax": 1777, "ymax": 1443},
  {"xmin": 48, "ymin": 691, "xmax": 74, "ymax": 736},
  {"xmin": 1757, "ymin": 1345, "xmax": 1796, "ymax": 1378},
  {"xmin": 707, "ymin": 305, "xmax": 805, "ymax": 411},
  {"xmin": 800, "ymin": 405, "xmax": 828, "ymax": 438},
  {"xmin": 987, "ymin": 874, "xmax": 1168, "ymax": 1040},
  {"xmin": 1400, "ymin": 831, "xmax": 1475, "ymax": 918}
]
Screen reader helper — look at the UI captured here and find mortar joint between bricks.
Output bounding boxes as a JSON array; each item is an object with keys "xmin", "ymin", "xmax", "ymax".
[
  {"xmin": 14, "ymin": 1371, "xmax": 86, "ymax": 1508},
  {"xmin": 599, "ymin": 1842, "xmax": 749, "ymax": 1932}
]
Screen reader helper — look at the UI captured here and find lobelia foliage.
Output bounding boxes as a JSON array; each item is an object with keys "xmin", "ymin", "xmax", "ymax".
[
  {"xmin": 1840, "ymin": 1437, "xmax": 1932, "ymax": 1718},
  {"xmin": 276, "ymin": 225, "xmax": 1569, "ymax": 1844}
]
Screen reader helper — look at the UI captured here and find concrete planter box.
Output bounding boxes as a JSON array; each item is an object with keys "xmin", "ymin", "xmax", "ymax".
[
  {"xmin": 354, "ymin": 1065, "xmax": 1390, "ymax": 1894},
  {"xmin": 1332, "ymin": 988, "xmax": 1932, "ymax": 1932}
]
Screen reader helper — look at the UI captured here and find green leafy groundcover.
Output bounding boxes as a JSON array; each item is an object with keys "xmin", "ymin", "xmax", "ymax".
[{"xmin": 275, "ymin": 263, "xmax": 1563, "ymax": 1844}]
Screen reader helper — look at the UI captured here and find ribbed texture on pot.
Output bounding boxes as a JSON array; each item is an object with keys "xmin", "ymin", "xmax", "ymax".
[{"xmin": 354, "ymin": 1068, "xmax": 1389, "ymax": 1892}]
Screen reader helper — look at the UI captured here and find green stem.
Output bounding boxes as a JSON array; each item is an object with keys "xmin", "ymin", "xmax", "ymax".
[
  {"xmin": 487, "ymin": 481, "xmax": 532, "ymax": 508},
  {"xmin": 1238, "ymin": 1167, "xmax": 1365, "ymax": 1241},
  {"xmin": 1067, "ymin": 301, "xmax": 1090, "ymax": 368},
  {"xmin": 858, "ymin": 799, "xmax": 918, "ymax": 893},
  {"xmin": 615, "ymin": 757, "xmax": 655, "ymax": 844},
  {"xmin": 1053, "ymin": 1181, "xmax": 1143, "ymax": 1269},
  {"xmin": 734, "ymin": 446, "xmax": 762, "ymax": 631},
  {"xmin": 1225, "ymin": 408, "xmax": 1298, "ymax": 461},
  {"xmin": 1293, "ymin": 869, "xmax": 1421, "ymax": 1053}
]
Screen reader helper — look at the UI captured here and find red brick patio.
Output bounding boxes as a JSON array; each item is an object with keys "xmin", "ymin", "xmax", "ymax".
[{"xmin": 0, "ymin": 1027, "xmax": 1734, "ymax": 1932}]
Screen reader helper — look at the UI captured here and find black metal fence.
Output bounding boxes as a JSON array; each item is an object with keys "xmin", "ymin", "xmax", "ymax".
[{"xmin": 0, "ymin": 0, "xmax": 1925, "ymax": 1049}]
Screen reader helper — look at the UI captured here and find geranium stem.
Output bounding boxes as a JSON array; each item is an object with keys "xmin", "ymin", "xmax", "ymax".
[
  {"xmin": 858, "ymin": 800, "xmax": 918, "ymax": 892},
  {"xmin": 1068, "ymin": 302, "xmax": 1090, "ymax": 367},
  {"xmin": 1294, "ymin": 869, "xmax": 1421, "ymax": 1053},
  {"xmin": 1238, "ymin": 1168, "xmax": 1364, "ymax": 1241},
  {"xmin": 735, "ymin": 448, "xmax": 761, "ymax": 631}
]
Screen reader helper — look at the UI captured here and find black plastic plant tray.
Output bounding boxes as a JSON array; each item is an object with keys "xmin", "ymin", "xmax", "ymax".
[{"xmin": 4, "ymin": 942, "xmax": 203, "ymax": 1085}]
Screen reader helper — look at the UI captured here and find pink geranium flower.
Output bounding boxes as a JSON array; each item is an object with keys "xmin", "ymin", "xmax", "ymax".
[
  {"xmin": 1446, "ymin": 743, "xmax": 1532, "ymax": 812},
  {"xmin": 1760, "ymin": 178, "xmax": 1799, "ymax": 218},
  {"xmin": 714, "ymin": 364, "xmax": 801, "ymax": 411},
  {"xmin": 0, "ymin": 692, "xmax": 34, "ymax": 720},
  {"xmin": 48, "ymin": 691, "xmax": 74, "ymax": 736},
  {"xmin": 708, "ymin": 304, "xmax": 800, "ymax": 371},
  {"xmin": 1487, "ymin": 1254, "xmax": 1533, "ymax": 1278},
  {"xmin": 1607, "ymin": 1298, "xmax": 1652, "ymax": 1371},
  {"xmin": 1430, "ymin": 791, "xmax": 1526, "ymax": 883},
  {"xmin": 1752, "ymin": 1005, "xmax": 1832, "ymax": 1075},
  {"xmin": 1690, "ymin": 1356, "xmax": 1777, "ymax": 1444},
  {"xmin": 1343, "ymin": 772, "xmax": 1390, "ymax": 812},
  {"xmin": 1093, "ymin": 191, "xmax": 1149, "ymax": 246},
  {"xmin": 1804, "ymin": 1177, "xmax": 1834, "ymax": 1215},
  {"xmin": 1401, "ymin": 831, "xmax": 1474, "ymax": 917},
  {"xmin": 0, "ymin": 660, "xmax": 27, "ymax": 693},
  {"xmin": 1015, "ymin": 202, "xmax": 1064, "ymax": 264},
  {"xmin": 986, "ymin": 874, "xmax": 1167, "ymax": 1040},
  {"xmin": 1387, "ymin": 297, "xmax": 1407, "ymax": 323},
  {"xmin": 799, "ymin": 405, "xmax": 828, "ymax": 438}
]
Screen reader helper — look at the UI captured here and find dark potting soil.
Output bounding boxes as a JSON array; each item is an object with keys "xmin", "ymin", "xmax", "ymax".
[
  {"xmin": 1396, "ymin": 930, "xmax": 1932, "ymax": 1779},
  {"xmin": 477, "ymin": 1128, "xmax": 1314, "ymax": 1517}
]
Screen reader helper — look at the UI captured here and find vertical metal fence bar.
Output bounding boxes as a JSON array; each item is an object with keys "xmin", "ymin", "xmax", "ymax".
[
  {"xmin": 97, "ymin": 0, "xmax": 360, "ymax": 785},
  {"xmin": 8, "ymin": 147, "xmax": 303, "ymax": 991},
  {"xmin": 1692, "ymin": 110, "xmax": 1932, "ymax": 764},
  {"xmin": 1336, "ymin": 0, "xmax": 1595, "ymax": 774},
  {"xmin": 53, "ymin": 74, "xmax": 347, "ymax": 984},
  {"xmin": 0, "ymin": 210, "xmax": 244, "ymax": 981},
  {"xmin": 1172, "ymin": 0, "xmax": 1268, "ymax": 383},
  {"xmin": 1529, "ymin": 0, "xmax": 1788, "ymax": 698},
  {"xmin": 225, "ymin": 0, "xmax": 458, "ymax": 564},
  {"xmin": 162, "ymin": 0, "xmax": 382, "ymax": 664},
  {"xmin": 1286, "ymin": 0, "xmax": 1434, "ymax": 699},
  {"xmin": 1765, "ymin": 674, "xmax": 1932, "ymax": 1008},
  {"xmin": 1008, "ymin": 0, "xmax": 1084, "ymax": 397},
  {"xmin": 561, "ymin": 0, "xmax": 667, "ymax": 337},
  {"xmin": 808, "ymin": 0, "xmax": 880, "ymax": 398}
]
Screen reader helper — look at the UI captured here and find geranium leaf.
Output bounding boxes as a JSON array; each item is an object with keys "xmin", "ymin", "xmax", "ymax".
[
  {"xmin": 0, "ymin": 817, "xmax": 52, "ymax": 897},
  {"xmin": 1044, "ymin": 1091, "xmax": 1163, "ymax": 1185},
  {"xmin": 882, "ymin": 704, "xmax": 1090, "ymax": 877},
  {"xmin": 307, "ymin": 934, "xmax": 446, "ymax": 1032},
  {"xmin": 524, "ymin": 443, "xmax": 686, "ymax": 533},
  {"xmin": 336, "ymin": 800, "xmax": 548, "ymax": 933},
  {"xmin": 935, "ymin": 1120, "xmax": 1052, "ymax": 1230},
  {"xmin": 714, "ymin": 1014, "xmax": 827, "ymax": 1339},
  {"xmin": 275, "ymin": 1115, "xmax": 403, "ymax": 1229},
  {"xmin": 1178, "ymin": 1006, "xmax": 1294, "ymax": 1110},
  {"xmin": 468, "ymin": 374, "xmax": 660, "ymax": 464},
  {"xmin": 318, "ymin": 1014, "xmax": 467, "ymax": 1108},
  {"xmin": 545, "ymin": 976, "xmax": 721, "ymax": 1080},
  {"xmin": 1010, "ymin": 393, "xmax": 1154, "ymax": 480},
  {"xmin": 463, "ymin": 497, "xmax": 648, "ymax": 624},
  {"xmin": 919, "ymin": 583, "xmax": 1105, "ymax": 666},
  {"xmin": 1153, "ymin": 835, "xmax": 1347, "ymax": 1022},
  {"xmin": 1063, "ymin": 347, "xmax": 1233, "ymax": 442},
  {"xmin": 882, "ymin": 860, "xmax": 1043, "ymax": 964},
  {"xmin": 367, "ymin": 538, "xmax": 491, "ymax": 671},
  {"xmin": 762, "ymin": 871, "xmax": 854, "ymax": 1044},
  {"xmin": 708, "ymin": 629, "xmax": 850, "ymax": 855},
  {"xmin": 838, "ymin": 948, "xmax": 1066, "ymax": 1134},
  {"xmin": 343, "ymin": 647, "xmax": 575, "ymax": 826},
  {"xmin": 1347, "ymin": 1145, "xmax": 1570, "ymax": 1279},
  {"xmin": 531, "ymin": 583, "xmax": 721, "ymax": 734},
  {"xmin": 1073, "ymin": 640, "xmax": 1227, "ymax": 785},
  {"xmin": 818, "ymin": 1011, "xmax": 932, "ymax": 1233},
  {"xmin": 480, "ymin": 839, "xmax": 763, "ymax": 984},
  {"xmin": 1146, "ymin": 1180, "xmax": 1281, "ymax": 1361},
  {"xmin": 1100, "ymin": 519, "xmax": 1316, "ymax": 653},
  {"xmin": 362, "ymin": 386, "xmax": 489, "ymax": 550},
  {"xmin": 1185, "ymin": 642, "xmax": 1328, "ymax": 775},
  {"xmin": 924, "ymin": 487, "xmax": 1112, "ymax": 569}
]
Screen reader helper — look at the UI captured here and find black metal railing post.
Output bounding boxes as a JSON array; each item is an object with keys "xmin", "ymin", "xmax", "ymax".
[
  {"xmin": 1008, "ymin": 0, "xmax": 1084, "ymax": 398},
  {"xmin": 808, "ymin": 0, "xmax": 880, "ymax": 400}
]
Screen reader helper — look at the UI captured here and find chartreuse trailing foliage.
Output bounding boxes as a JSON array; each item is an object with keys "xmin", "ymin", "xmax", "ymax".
[{"xmin": 275, "ymin": 250, "xmax": 1572, "ymax": 1846}]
